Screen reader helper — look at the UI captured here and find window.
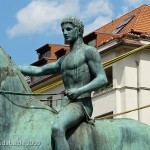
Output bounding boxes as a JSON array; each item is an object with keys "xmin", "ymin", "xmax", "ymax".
[
  {"xmin": 31, "ymin": 76, "xmax": 45, "ymax": 84},
  {"xmin": 88, "ymin": 39, "xmax": 96, "ymax": 47},
  {"xmin": 113, "ymin": 15, "xmax": 135, "ymax": 34},
  {"xmin": 105, "ymin": 66, "xmax": 113, "ymax": 86},
  {"xmin": 24, "ymin": 76, "xmax": 31, "ymax": 84},
  {"xmin": 47, "ymin": 96, "xmax": 53, "ymax": 107},
  {"xmin": 39, "ymin": 50, "xmax": 50, "ymax": 59},
  {"xmin": 94, "ymin": 66, "xmax": 113, "ymax": 94},
  {"xmin": 61, "ymin": 91, "xmax": 65, "ymax": 99}
]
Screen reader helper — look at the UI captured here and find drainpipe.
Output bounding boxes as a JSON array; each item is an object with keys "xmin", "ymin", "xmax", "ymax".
[{"xmin": 135, "ymin": 60, "xmax": 140, "ymax": 121}]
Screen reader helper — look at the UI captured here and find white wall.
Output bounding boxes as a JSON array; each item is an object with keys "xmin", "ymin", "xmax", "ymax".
[
  {"xmin": 139, "ymin": 90, "xmax": 150, "ymax": 124},
  {"xmin": 139, "ymin": 51, "xmax": 150, "ymax": 88},
  {"xmin": 138, "ymin": 50, "xmax": 150, "ymax": 124},
  {"xmin": 120, "ymin": 88, "xmax": 138, "ymax": 120},
  {"xmin": 92, "ymin": 90, "xmax": 116, "ymax": 118}
]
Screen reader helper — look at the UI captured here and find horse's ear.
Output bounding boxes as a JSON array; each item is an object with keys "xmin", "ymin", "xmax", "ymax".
[{"xmin": 0, "ymin": 48, "xmax": 15, "ymax": 67}]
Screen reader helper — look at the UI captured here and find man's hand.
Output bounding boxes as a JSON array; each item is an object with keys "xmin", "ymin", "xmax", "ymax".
[{"xmin": 64, "ymin": 88, "xmax": 81, "ymax": 100}]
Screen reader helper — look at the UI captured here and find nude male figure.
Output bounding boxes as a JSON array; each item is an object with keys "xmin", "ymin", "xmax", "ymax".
[{"xmin": 19, "ymin": 17, "xmax": 108, "ymax": 150}]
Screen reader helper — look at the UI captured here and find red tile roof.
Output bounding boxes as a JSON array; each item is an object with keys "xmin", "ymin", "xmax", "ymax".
[
  {"xmin": 36, "ymin": 44, "xmax": 69, "ymax": 59},
  {"xmin": 91, "ymin": 4, "xmax": 150, "ymax": 47},
  {"xmin": 34, "ymin": 44, "xmax": 69, "ymax": 65}
]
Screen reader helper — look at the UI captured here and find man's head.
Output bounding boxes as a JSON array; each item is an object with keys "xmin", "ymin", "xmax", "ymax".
[{"xmin": 61, "ymin": 17, "xmax": 84, "ymax": 37}]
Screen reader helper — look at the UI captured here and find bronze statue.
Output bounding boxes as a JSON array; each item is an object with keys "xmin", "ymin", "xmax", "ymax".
[
  {"xmin": 19, "ymin": 17, "xmax": 108, "ymax": 150},
  {"xmin": 0, "ymin": 17, "xmax": 149, "ymax": 150}
]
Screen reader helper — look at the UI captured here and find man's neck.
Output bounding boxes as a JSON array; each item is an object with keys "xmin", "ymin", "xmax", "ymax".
[{"xmin": 70, "ymin": 37, "xmax": 84, "ymax": 52}]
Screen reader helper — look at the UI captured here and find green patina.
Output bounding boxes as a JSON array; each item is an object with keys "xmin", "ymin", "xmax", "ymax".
[{"xmin": 0, "ymin": 17, "xmax": 150, "ymax": 150}]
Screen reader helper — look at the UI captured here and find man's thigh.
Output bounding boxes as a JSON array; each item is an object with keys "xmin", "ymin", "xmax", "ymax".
[{"xmin": 53, "ymin": 103, "xmax": 85, "ymax": 131}]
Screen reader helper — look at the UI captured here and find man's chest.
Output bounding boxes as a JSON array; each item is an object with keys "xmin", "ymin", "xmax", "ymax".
[{"xmin": 61, "ymin": 50, "xmax": 86, "ymax": 71}]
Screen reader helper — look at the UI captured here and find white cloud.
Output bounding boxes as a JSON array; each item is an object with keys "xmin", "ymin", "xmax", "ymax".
[
  {"xmin": 83, "ymin": 0, "xmax": 113, "ymax": 35},
  {"xmin": 116, "ymin": 6, "xmax": 129, "ymax": 18},
  {"xmin": 84, "ymin": 16, "xmax": 112, "ymax": 35},
  {"xmin": 124, "ymin": 0, "xmax": 150, "ymax": 7},
  {"xmin": 83, "ymin": 0, "xmax": 113, "ymax": 18},
  {"xmin": 118, "ymin": 0, "xmax": 150, "ymax": 19},
  {"xmin": 7, "ymin": 0, "xmax": 80, "ymax": 37},
  {"xmin": 7, "ymin": 0, "xmax": 113, "ymax": 38}
]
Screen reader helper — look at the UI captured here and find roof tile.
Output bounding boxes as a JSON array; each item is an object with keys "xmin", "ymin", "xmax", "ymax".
[{"xmin": 94, "ymin": 5, "xmax": 150, "ymax": 47}]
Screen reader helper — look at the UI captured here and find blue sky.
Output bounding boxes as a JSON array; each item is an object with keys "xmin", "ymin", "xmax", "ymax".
[{"xmin": 0, "ymin": 0, "xmax": 150, "ymax": 65}]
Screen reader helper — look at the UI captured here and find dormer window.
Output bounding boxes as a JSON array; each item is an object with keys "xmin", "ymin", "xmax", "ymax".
[
  {"xmin": 88, "ymin": 39, "xmax": 96, "ymax": 47},
  {"xmin": 113, "ymin": 15, "xmax": 135, "ymax": 34},
  {"xmin": 38, "ymin": 50, "xmax": 50, "ymax": 60}
]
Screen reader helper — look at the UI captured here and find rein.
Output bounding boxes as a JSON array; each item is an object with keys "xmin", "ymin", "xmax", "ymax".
[{"xmin": 0, "ymin": 90, "xmax": 63, "ymax": 96}]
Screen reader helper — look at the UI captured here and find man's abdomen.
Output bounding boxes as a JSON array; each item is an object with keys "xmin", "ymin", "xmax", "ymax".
[{"xmin": 62, "ymin": 64, "xmax": 92, "ymax": 98}]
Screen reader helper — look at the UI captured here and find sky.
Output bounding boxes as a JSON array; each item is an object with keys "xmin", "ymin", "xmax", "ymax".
[{"xmin": 0, "ymin": 0, "xmax": 150, "ymax": 65}]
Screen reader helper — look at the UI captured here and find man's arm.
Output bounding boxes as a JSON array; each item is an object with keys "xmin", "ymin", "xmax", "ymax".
[
  {"xmin": 65, "ymin": 46, "xmax": 108, "ymax": 99},
  {"xmin": 79, "ymin": 46, "xmax": 108, "ymax": 94},
  {"xmin": 19, "ymin": 59, "xmax": 61, "ymax": 76}
]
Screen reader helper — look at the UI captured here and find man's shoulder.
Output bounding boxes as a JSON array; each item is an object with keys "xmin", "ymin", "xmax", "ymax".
[
  {"xmin": 83, "ymin": 44, "xmax": 98, "ymax": 55},
  {"xmin": 57, "ymin": 55, "xmax": 67, "ymax": 65},
  {"xmin": 84, "ymin": 44, "xmax": 97, "ymax": 52}
]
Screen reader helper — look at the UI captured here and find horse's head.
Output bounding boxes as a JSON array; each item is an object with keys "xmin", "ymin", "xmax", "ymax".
[
  {"xmin": 0, "ymin": 48, "xmax": 55, "ymax": 147},
  {"xmin": 0, "ymin": 48, "xmax": 31, "ymax": 93}
]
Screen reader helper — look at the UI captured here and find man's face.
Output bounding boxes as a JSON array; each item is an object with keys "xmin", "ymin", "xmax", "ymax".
[{"xmin": 62, "ymin": 23, "xmax": 79, "ymax": 44}]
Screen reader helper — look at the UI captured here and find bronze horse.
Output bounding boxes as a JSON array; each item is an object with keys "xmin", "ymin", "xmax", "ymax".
[{"xmin": 0, "ymin": 48, "xmax": 150, "ymax": 150}]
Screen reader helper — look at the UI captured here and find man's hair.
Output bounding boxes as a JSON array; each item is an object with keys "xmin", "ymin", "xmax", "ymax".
[{"xmin": 61, "ymin": 17, "xmax": 84, "ymax": 36}]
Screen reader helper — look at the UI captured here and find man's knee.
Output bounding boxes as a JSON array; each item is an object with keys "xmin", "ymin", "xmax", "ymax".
[{"xmin": 52, "ymin": 122, "xmax": 65, "ymax": 137}]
